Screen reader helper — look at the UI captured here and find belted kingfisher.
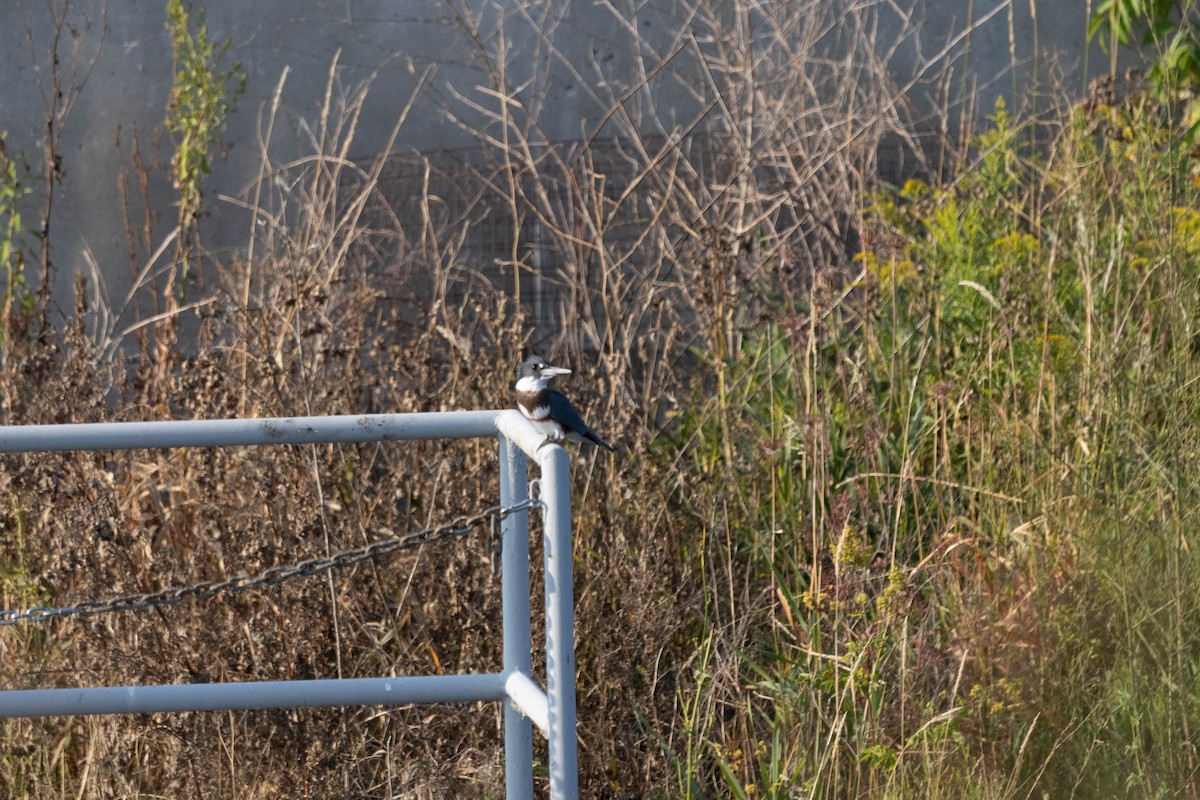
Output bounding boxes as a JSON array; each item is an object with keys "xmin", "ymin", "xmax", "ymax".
[{"xmin": 514, "ymin": 355, "xmax": 615, "ymax": 452}]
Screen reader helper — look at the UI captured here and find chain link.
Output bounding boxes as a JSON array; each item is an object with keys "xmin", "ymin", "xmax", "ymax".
[{"xmin": 0, "ymin": 498, "xmax": 540, "ymax": 626}]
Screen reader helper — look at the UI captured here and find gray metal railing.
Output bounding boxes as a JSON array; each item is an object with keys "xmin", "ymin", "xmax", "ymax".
[{"xmin": 0, "ymin": 408, "xmax": 577, "ymax": 799}]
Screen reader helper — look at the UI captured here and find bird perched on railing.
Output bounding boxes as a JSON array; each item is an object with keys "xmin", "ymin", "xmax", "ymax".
[{"xmin": 514, "ymin": 355, "xmax": 615, "ymax": 452}]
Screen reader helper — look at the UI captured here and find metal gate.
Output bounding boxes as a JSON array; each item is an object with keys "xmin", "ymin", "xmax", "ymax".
[{"xmin": 0, "ymin": 409, "xmax": 577, "ymax": 798}]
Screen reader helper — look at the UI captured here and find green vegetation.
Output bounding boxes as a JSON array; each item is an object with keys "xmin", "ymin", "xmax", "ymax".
[
  {"xmin": 0, "ymin": 135, "xmax": 32, "ymax": 349},
  {"xmin": 165, "ymin": 0, "xmax": 244, "ymax": 269},
  {"xmin": 1090, "ymin": 0, "xmax": 1200, "ymax": 132},
  {"xmin": 667, "ymin": 91, "xmax": 1200, "ymax": 796}
]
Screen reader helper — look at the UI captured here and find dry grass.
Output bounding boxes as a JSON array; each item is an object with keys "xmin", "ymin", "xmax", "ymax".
[{"xmin": 1, "ymin": 0, "xmax": 907, "ymax": 792}]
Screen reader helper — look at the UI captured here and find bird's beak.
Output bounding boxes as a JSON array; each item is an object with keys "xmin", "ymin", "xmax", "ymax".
[{"xmin": 542, "ymin": 365, "xmax": 572, "ymax": 377}]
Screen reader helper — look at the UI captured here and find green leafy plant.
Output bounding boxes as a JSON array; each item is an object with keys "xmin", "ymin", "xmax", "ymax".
[
  {"xmin": 0, "ymin": 135, "xmax": 33, "ymax": 348},
  {"xmin": 1089, "ymin": 0, "xmax": 1200, "ymax": 131},
  {"xmin": 164, "ymin": 0, "xmax": 245, "ymax": 271}
]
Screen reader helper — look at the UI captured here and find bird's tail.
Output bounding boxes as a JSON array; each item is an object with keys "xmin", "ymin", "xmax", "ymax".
[{"xmin": 587, "ymin": 432, "xmax": 617, "ymax": 453}]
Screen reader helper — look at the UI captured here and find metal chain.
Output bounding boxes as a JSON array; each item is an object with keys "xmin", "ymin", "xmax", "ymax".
[{"xmin": 0, "ymin": 497, "xmax": 540, "ymax": 626}]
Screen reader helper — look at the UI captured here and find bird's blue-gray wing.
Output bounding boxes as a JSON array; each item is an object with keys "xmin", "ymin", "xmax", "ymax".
[
  {"xmin": 546, "ymin": 391, "xmax": 593, "ymax": 434},
  {"xmin": 547, "ymin": 390, "xmax": 614, "ymax": 451}
]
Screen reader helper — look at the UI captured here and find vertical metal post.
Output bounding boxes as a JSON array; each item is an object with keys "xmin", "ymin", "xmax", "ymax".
[
  {"xmin": 499, "ymin": 435, "xmax": 534, "ymax": 798},
  {"xmin": 540, "ymin": 445, "xmax": 578, "ymax": 798}
]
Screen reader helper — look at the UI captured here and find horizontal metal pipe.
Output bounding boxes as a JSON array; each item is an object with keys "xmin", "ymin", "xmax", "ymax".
[
  {"xmin": 0, "ymin": 410, "xmax": 505, "ymax": 453},
  {"xmin": 505, "ymin": 670, "xmax": 549, "ymax": 736},
  {"xmin": 0, "ymin": 674, "xmax": 509, "ymax": 718}
]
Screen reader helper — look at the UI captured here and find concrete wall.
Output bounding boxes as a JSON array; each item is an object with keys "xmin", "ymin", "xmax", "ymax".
[{"xmin": 0, "ymin": 0, "xmax": 1134, "ymax": 312}]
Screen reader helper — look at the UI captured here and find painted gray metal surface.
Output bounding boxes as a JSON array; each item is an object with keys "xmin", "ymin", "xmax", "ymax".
[
  {"xmin": 499, "ymin": 433, "xmax": 536, "ymax": 798},
  {"xmin": 499, "ymin": 408, "xmax": 580, "ymax": 797},
  {"xmin": 0, "ymin": 674, "xmax": 507, "ymax": 718},
  {"xmin": 0, "ymin": 410, "xmax": 503, "ymax": 452},
  {"xmin": 505, "ymin": 670, "xmax": 549, "ymax": 736},
  {"xmin": 539, "ymin": 444, "xmax": 580, "ymax": 799}
]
